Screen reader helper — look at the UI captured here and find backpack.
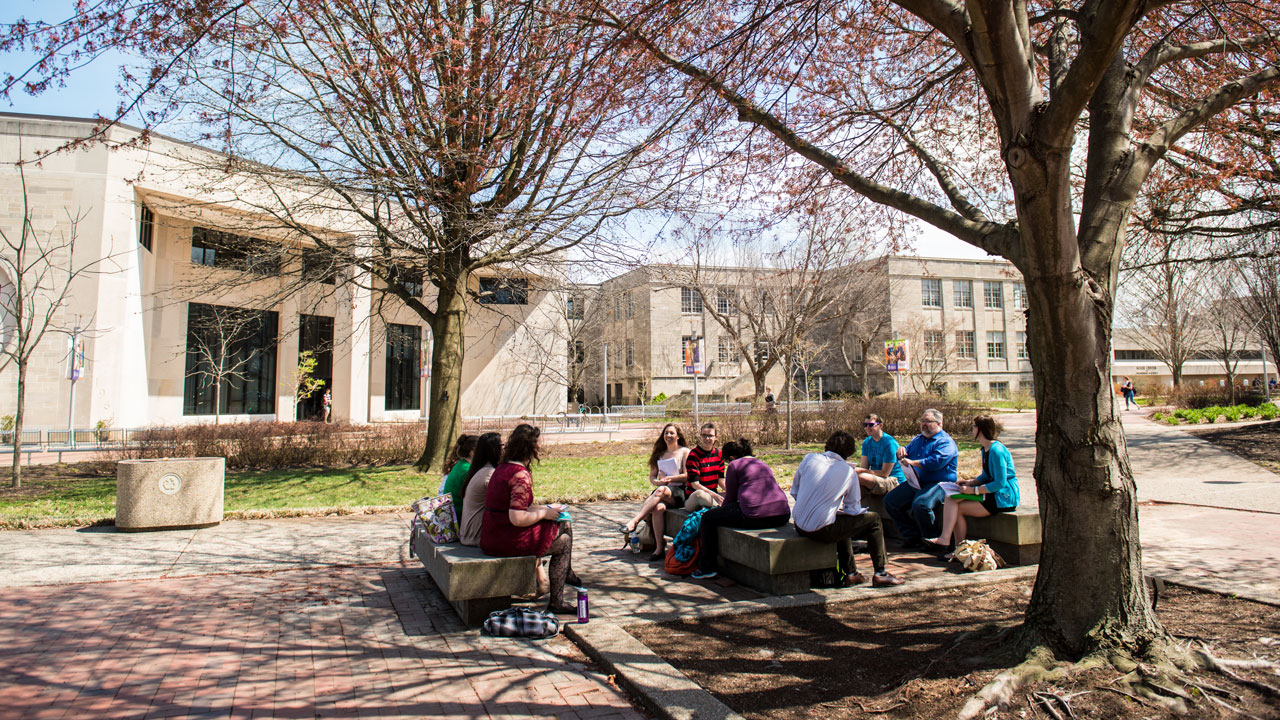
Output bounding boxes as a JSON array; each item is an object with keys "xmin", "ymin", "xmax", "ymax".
[
  {"xmin": 482, "ymin": 607, "xmax": 559, "ymax": 638},
  {"xmin": 411, "ymin": 494, "xmax": 459, "ymax": 544},
  {"xmin": 664, "ymin": 539, "xmax": 700, "ymax": 576}
]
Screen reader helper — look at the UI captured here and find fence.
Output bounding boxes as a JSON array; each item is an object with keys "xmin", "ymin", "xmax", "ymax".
[{"xmin": 460, "ymin": 412, "xmax": 622, "ymax": 434}]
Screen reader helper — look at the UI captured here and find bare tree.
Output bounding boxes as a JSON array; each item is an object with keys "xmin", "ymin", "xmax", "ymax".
[
  {"xmin": 831, "ymin": 269, "xmax": 894, "ymax": 398},
  {"xmin": 0, "ymin": 162, "xmax": 104, "ymax": 487},
  {"xmin": 896, "ymin": 313, "xmax": 964, "ymax": 396},
  {"xmin": 1235, "ymin": 238, "xmax": 1280, "ymax": 384},
  {"xmin": 182, "ymin": 303, "xmax": 278, "ymax": 426},
  {"xmin": 1201, "ymin": 285, "xmax": 1254, "ymax": 405},
  {"xmin": 1120, "ymin": 239, "xmax": 1211, "ymax": 387}
]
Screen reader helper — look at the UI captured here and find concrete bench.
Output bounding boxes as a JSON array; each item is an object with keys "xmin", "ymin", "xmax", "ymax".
[
  {"xmin": 964, "ymin": 506, "xmax": 1041, "ymax": 565},
  {"xmin": 658, "ymin": 509, "xmax": 838, "ymax": 594},
  {"xmin": 412, "ymin": 531, "xmax": 536, "ymax": 625}
]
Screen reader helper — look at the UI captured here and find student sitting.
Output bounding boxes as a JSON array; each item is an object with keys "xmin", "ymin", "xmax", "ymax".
[
  {"xmin": 458, "ymin": 432, "xmax": 502, "ymax": 547},
  {"xmin": 791, "ymin": 431, "xmax": 904, "ymax": 588},
  {"xmin": 684, "ymin": 422, "xmax": 725, "ymax": 509},
  {"xmin": 689, "ymin": 438, "xmax": 790, "ymax": 580},
  {"xmin": 621, "ymin": 424, "xmax": 690, "ymax": 561},
  {"xmin": 926, "ymin": 415, "xmax": 1021, "ymax": 555},
  {"xmin": 439, "ymin": 434, "xmax": 477, "ymax": 511}
]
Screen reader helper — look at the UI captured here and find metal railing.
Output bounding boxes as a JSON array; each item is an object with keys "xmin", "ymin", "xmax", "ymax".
[{"xmin": 461, "ymin": 412, "xmax": 622, "ymax": 434}]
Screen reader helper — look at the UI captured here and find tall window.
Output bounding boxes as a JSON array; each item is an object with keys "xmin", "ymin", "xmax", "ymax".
[
  {"xmin": 921, "ymin": 278, "xmax": 942, "ymax": 308},
  {"xmin": 953, "ymin": 280, "xmax": 972, "ymax": 308},
  {"xmin": 681, "ymin": 287, "xmax": 703, "ymax": 314},
  {"xmin": 718, "ymin": 336, "xmax": 740, "ymax": 364},
  {"xmin": 983, "ymin": 281, "xmax": 1004, "ymax": 309},
  {"xmin": 626, "ymin": 292, "xmax": 635, "ymax": 319},
  {"xmin": 987, "ymin": 330, "xmax": 1006, "ymax": 359},
  {"xmin": 183, "ymin": 303, "xmax": 278, "ymax": 416},
  {"xmin": 301, "ymin": 248, "xmax": 337, "ymax": 284},
  {"xmin": 138, "ymin": 204, "xmax": 154, "ymax": 252},
  {"xmin": 478, "ymin": 277, "xmax": 528, "ymax": 304},
  {"xmin": 924, "ymin": 330, "xmax": 944, "ymax": 358},
  {"xmin": 625, "ymin": 339, "xmax": 634, "ymax": 367},
  {"xmin": 567, "ymin": 294, "xmax": 584, "ymax": 320},
  {"xmin": 385, "ymin": 324, "xmax": 421, "ymax": 410},
  {"xmin": 956, "ymin": 330, "xmax": 975, "ymax": 359},
  {"xmin": 1012, "ymin": 282, "xmax": 1028, "ymax": 309},
  {"xmin": 190, "ymin": 227, "xmax": 281, "ymax": 275},
  {"xmin": 716, "ymin": 287, "xmax": 736, "ymax": 314},
  {"xmin": 388, "ymin": 266, "xmax": 423, "ymax": 297},
  {"xmin": 989, "ymin": 381, "xmax": 1010, "ymax": 399},
  {"xmin": 1017, "ymin": 331, "xmax": 1029, "ymax": 360}
]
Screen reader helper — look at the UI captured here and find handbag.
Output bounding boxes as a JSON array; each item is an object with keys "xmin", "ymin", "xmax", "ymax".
[
  {"xmin": 952, "ymin": 539, "xmax": 1006, "ymax": 572},
  {"xmin": 482, "ymin": 607, "xmax": 559, "ymax": 638},
  {"xmin": 411, "ymin": 494, "xmax": 459, "ymax": 543}
]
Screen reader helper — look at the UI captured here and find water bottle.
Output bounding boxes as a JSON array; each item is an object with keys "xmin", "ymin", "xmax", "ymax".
[
  {"xmin": 576, "ymin": 587, "xmax": 589, "ymax": 624},
  {"xmin": 629, "ymin": 530, "xmax": 641, "ymax": 554}
]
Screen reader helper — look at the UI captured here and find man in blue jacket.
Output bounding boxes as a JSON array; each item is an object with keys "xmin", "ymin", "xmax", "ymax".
[{"xmin": 884, "ymin": 408, "xmax": 958, "ymax": 548}]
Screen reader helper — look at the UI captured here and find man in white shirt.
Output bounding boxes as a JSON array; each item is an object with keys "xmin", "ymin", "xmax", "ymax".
[{"xmin": 791, "ymin": 431, "xmax": 905, "ymax": 588}]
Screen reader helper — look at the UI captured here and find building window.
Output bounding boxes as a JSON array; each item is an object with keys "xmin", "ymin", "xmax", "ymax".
[
  {"xmin": 1115, "ymin": 349, "xmax": 1156, "ymax": 361},
  {"xmin": 568, "ymin": 340, "xmax": 585, "ymax": 365},
  {"xmin": 183, "ymin": 303, "xmax": 278, "ymax": 416},
  {"xmin": 718, "ymin": 336, "xmax": 740, "ymax": 364},
  {"xmin": 1017, "ymin": 331, "xmax": 1029, "ymax": 360},
  {"xmin": 956, "ymin": 331, "xmax": 975, "ymax": 359},
  {"xmin": 923, "ymin": 331, "xmax": 944, "ymax": 358},
  {"xmin": 983, "ymin": 281, "xmax": 1004, "ymax": 309},
  {"xmin": 613, "ymin": 296, "xmax": 620, "ymax": 320},
  {"xmin": 1012, "ymin": 282, "xmax": 1027, "ymax": 309},
  {"xmin": 987, "ymin": 330, "xmax": 1006, "ymax": 360},
  {"xmin": 716, "ymin": 288, "xmax": 735, "ymax": 314},
  {"xmin": 478, "ymin": 277, "xmax": 528, "ymax": 305},
  {"xmin": 626, "ymin": 292, "xmax": 635, "ymax": 319},
  {"xmin": 953, "ymin": 280, "xmax": 972, "ymax": 308},
  {"xmin": 921, "ymin": 278, "xmax": 942, "ymax": 308},
  {"xmin": 138, "ymin": 204, "xmax": 154, "ymax": 252},
  {"xmin": 190, "ymin": 227, "xmax": 281, "ymax": 275},
  {"xmin": 387, "ymin": 266, "xmax": 423, "ymax": 297},
  {"xmin": 567, "ymin": 294, "xmax": 584, "ymax": 320},
  {"xmin": 989, "ymin": 381, "xmax": 1009, "ymax": 399},
  {"xmin": 385, "ymin": 323, "xmax": 421, "ymax": 411},
  {"xmin": 681, "ymin": 287, "xmax": 703, "ymax": 314},
  {"xmin": 625, "ymin": 339, "xmax": 634, "ymax": 367},
  {"xmin": 301, "ymin": 248, "xmax": 337, "ymax": 285},
  {"xmin": 753, "ymin": 340, "xmax": 771, "ymax": 364}
]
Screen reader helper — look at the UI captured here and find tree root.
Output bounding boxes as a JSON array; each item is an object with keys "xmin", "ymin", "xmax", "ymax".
[{"xmin": 957, "ymin": 646, "xmax": 1087, "ymax": 720}]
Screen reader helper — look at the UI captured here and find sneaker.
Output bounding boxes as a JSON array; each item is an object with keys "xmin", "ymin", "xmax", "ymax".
[
  {"xmin": 872, "ymin": 572, "xmax": 904, "ymax": 587},
  {"xmin": 839, "ymin": 572, "xmax": 867, "ymax": 587},
  {"xmin": 690, "ymin": 570, "xmax": 718, "ymax": 580}
]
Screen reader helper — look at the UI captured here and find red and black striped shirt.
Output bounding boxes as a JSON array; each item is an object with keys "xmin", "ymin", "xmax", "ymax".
[{"xmin": 686, "ymin": 446, "xmax": 724, "ymax": 492}]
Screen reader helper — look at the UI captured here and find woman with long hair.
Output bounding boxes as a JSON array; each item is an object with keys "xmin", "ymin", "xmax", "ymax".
[
  {"xmin": 480, "ymin": 424, "xmax": 579, "ymax": 613},
  {"xmin": 621, "ymin": 423, "xmax": 690, "ymax": 561},
  {"xmin": 458, "ymin": 432, "xmax": 502, "ymax": 547},
  {"xmin": 440, "ymin": 434, "xmax": 478, "ymax": 510},
  {"xmin": 926, "ymin": 415, "xmax": 1021, "ymax": 554}
]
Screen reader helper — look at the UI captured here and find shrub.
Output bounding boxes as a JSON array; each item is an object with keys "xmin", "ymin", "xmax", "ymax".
[
  {"xmin": 1258, "ymin": 403, "xmax": 1279, "ymax": 420},
  {"xmin": 106, "ymin": 421, "xmax": 424, "ymax": 471}
]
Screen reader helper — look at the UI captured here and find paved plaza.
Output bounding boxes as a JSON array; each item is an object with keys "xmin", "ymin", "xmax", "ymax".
[{"xmin": 0, "ymin": 414, "xmax": 1276, "ymax": 719}]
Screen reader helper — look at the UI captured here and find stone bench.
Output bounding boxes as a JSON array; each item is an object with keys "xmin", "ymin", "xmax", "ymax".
[
  {"xmin": 412, "ymin": 531, "xmax": 536, "ymax": 625},
  {"xmin": 658, "ymin": 509, "xmax": 838, "ymax": 594},
  {"xmin": 964, "ymin": 506, "xmax": 1041, "ymax": 565}
]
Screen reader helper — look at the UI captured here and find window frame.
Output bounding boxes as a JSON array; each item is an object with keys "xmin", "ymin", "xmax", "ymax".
[
  {"xmin": 681, "ymin": 287, "xmax": 704, "ymax": 314},
  {"xmin": 987, "ymin": 330, "xmax": 1006, "ymax": 360},
  {"xmin": 983, "ymin": 281, "xmax": 1004, "ymax": 309},
  {"xmin": 384, "ymin": 323, "xmax": 422, "ymax": 411},
  {"xmin": 921, "ymin": 278, "xmax": 942, "ymax": 308},
  {"xmin": 955, "ymin": 330, "xmax": 975, "ymax": 359},
  {"xmin": 952, "ymin": 280, "xmax": 972, "ymax": 308}
]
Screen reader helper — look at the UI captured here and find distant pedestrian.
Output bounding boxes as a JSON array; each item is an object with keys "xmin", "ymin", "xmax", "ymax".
[
  {"xmin": 764, "ymin": 387, "xmax": 776, "ymax": 414},
  {"xmin": 322, "ymin": 388, "xmax": 333, "ymax": 422},
  {"xmin": 1120, "ymin": 377, "xmax": 1136, "ymax": 410}
]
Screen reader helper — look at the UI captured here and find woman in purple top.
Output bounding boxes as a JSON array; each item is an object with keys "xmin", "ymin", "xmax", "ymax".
[{"xmin": 690, "ymin": 438, "xmax": 791, "ymax": 580}]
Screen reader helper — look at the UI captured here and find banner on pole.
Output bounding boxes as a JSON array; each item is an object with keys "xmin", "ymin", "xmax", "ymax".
[
  {"xmin": 884, "ymin": 339, "xmax": 909, "ymax": 372},
  {"xmin": 683, "ymin": 337, "xmax": 703, "ymax": 375}
]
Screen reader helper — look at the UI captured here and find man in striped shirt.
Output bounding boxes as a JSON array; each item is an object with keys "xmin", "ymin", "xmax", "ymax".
[{"xmin": 684, "ymin": 423, "xmax": 725, "ymax": 509}]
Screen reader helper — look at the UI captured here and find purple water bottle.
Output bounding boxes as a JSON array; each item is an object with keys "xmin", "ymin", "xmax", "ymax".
[{"xmin": 576, "ymin": 587, "xmax": 589, "ymax": 624}]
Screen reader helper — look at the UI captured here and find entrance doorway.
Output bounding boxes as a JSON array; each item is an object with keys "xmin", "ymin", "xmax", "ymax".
[{"xmin": 297, "ymin": 315, "xmax": 334, "ymax": 420}]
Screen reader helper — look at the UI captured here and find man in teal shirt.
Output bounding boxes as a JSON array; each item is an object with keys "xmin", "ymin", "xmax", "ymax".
[{"xmin": 855, "ymin": 414, "xmax": 906, "ymax": 494}]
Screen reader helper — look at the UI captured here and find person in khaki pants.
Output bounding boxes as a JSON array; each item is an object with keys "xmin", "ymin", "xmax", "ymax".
[{"xmin": 853, "ymin": 414, "xmax": 907, "ymax": 540}]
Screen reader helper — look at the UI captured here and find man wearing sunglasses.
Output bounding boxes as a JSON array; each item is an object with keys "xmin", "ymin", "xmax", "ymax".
[{"xmin": 883, "ymin": 408, "xmax": 958, "ymax": 549}]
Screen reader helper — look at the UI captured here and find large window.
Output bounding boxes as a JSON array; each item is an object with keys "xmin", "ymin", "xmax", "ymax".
[
  {"xmin": 190, "ymin": 227, "xmax": 281, "ymax": 275},
  {"xmin": 983, "ymin": 281, "xmax": 1004, "ymax": 309},
  {"xmin": 956, "ymin": 330, "xmax": 975, "ymax": 359},
  {"xmin": 478, "ymin": 277, "xmax": 528, "ymax": 305},
  {"xmin": 921, "ymin": 278, "xmax": 942, "ymax": 308},
  {"xmin": 953, "ymin": 280, "xmax": 972, "ymax": 308},
  {"xmin": 385, "ymin": 324, "xmax": 421, "ymax": 411},
  {"xmin": 987, "ymin": 330, "xmax": 1006, "ymax": 360},
  {"xmin": 718, "ymin": 336, "xmax": 740, "ymax": 364},
  {"xmin": 183, "ymin": 303, "xmax": 278, "ymax": 416},
  {"xmin": 626, "ymin": 292, "xmax": 635, "ymax": 319},
  {"xmin": 138, "ymin": 204, "xmax": 154, "ymax": 252},
  {"xmin": 567, "ymin": 294, "xmax": 585, "ymax": 320},
  {"xmin": 989, "ymin": 381, "xmax": 1010, "ymax": 399},
  {"xmin": 389, "ymin": 266, "xmax": 424, "ymax": 297},
  {"xmin": 1017, "ymin": 331, "xmax": 1029, "ymax": 360},
  {"xmin": 1012, "ymin": 282, "xmax": 1028, "ymax": 309},
  {"xmin": 301, "ymin": 248, "xmax": 338, "ymax": 284},
  {"xmin": 625, "ymin": 339, "xmax": 634, "ymax": 367},
  {"xmin": 924, "ymin": 330, "xmax": 944, "ymax": 358},
  {"xmin": 681, "ymin": 287, "xmax": 703, "ymax": 314},
  {"xmin": 716, "ymin": 288, "xmax": 736, "ymax": 314}
]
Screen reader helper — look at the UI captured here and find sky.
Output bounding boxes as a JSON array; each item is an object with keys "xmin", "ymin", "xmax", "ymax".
[{"xmin": 0, "ymin": 5, "xmax": 995, "ymax": 264}]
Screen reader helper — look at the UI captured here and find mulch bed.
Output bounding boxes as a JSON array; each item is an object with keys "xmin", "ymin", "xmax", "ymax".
[
  {"xmin": 633, "ymin": 581, "xmax": 1280, "ymax": 719},
  {"xmin": 1185, "ymin": 420, "xmax": 1280, "ymax": 474}
]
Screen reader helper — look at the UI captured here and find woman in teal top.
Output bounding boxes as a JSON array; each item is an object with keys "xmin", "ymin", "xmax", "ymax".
[
  {"xmin": 440, "ymin": 434, "xmax": 478, "ymax": 511},
  {"xmin": 927, "ymin": 415, "xmax": 1020, "ymax": 551}
]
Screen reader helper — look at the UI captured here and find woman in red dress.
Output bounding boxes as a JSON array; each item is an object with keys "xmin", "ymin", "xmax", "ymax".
[{"xmin": 480, "ymin": 424, "xmax": 579, "ymax": 614}]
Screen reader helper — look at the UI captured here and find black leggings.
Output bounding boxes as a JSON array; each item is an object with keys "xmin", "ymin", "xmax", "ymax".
[
  {"xmin": 545, "ymin": 523, "xmax": 576, "ymax": 602},
  {"xmin": 697, "ymin": 502, "xmax": 790, "ymax": 573}
]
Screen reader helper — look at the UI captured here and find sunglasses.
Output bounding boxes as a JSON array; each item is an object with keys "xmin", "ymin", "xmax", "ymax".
[{"xmin": 863, "ymin": 422, "xmax": 879, "ymax": 427}]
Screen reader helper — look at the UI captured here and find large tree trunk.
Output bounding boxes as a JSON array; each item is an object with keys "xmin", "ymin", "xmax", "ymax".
[
  {"xmin": 1014, "ymin": 153, "xmax": 1163, "ymax": 658},
  {"xmin": 10, "ymin": 359, "xmax": 25, "ymax": 488},
  {"xmin": 416, "ymin": 276, "xmax": 468, "ymax": 472}
]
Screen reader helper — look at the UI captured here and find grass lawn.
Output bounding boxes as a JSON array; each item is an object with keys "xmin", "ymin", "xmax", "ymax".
[{"xmin": 0, "ymin": 441, "xmax": 978, "ymax": 529}]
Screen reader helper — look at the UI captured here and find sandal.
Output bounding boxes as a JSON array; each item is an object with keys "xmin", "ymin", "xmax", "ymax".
[
  {"xmin": 566, "ymin": 571, "xmax": 583, "ymax": 588},
  {"xmin": 619, "ymin": 524, "xmax": 634, "ymax": 550},
  {"xmin": 649, "ymin": 550, "xmax": 665, "ymax": 562}
]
